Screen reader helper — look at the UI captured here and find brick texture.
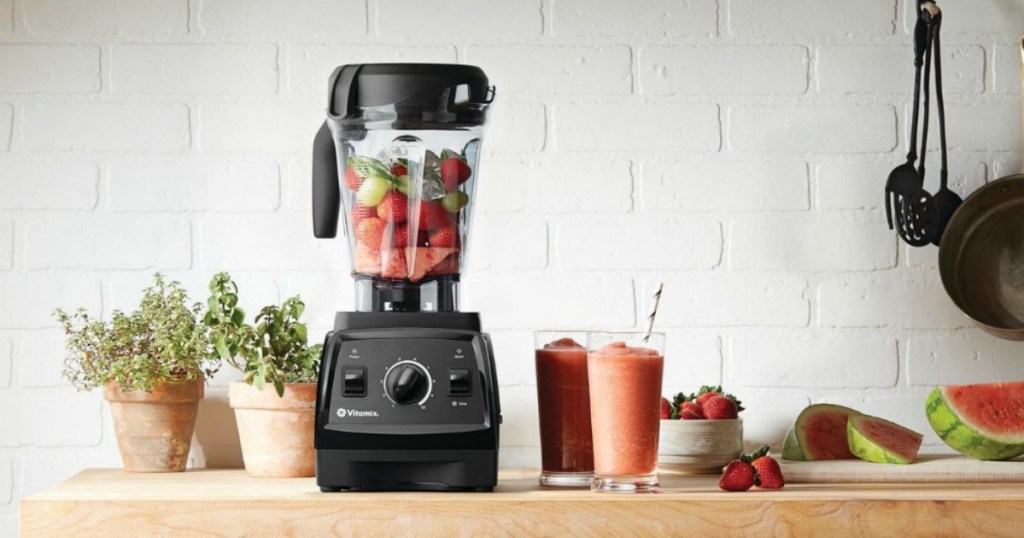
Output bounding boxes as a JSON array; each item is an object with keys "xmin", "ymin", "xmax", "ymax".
[{"xmin": 2, "ymin": 0, "xmax": 1021, "ymax": 511}]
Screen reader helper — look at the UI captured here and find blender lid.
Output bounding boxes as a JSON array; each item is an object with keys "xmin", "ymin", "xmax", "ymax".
[{"xmin": 327, "ymin": 63, "xmax": 494, "ymax": 122}]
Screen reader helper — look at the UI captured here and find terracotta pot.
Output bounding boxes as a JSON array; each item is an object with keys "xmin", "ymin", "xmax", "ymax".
[
  {"xmin": 104, "ymin": 378, "xmax": 204, "ymax": 473},
  {"xmin": 229, "ymin": 381, "xmax": 316, "ymax": 478}
]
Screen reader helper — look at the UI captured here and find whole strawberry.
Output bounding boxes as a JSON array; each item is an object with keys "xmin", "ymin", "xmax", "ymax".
[
  {"xmin": 681, "ymin": 401, "xmax": 704, "ymax": 419},
  {"xmin": 749, "ymin": 445, "xmax": 785, "ymax": 489},
  {"xmin": 660, "ymin": 397, "xmax": 672, "ymax": 420},
  {"xmin": 680, "ymin": 409, "xmax": 703, "ymax": 420},
  {"xmin": 703, "ymin": 395, "xmax": 738, "ymax": 420},
  {"xmin": 694, "ymin": 385, "xmax": 744, "ymax": 412},
  {"xmin": 440, "ymin": 157, "xmax": 471, "ymax": 191},
  {"xmin": 719, "ymin": 460, "xmax": 755, "ymax": 492}
]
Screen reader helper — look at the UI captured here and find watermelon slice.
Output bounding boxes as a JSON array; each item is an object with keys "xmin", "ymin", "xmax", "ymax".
[
  {"xmin": 782, "ymin": 426, "xmax": 805, "ymax": 461},
  {"xmin": 926, "ymin": 382, "xmax": 1024, "ymax": 461},
  {"xmin": 847, "ymin": 414, "xmax": 923, "ymax": 464},
  {"xmin": 783, "ymin": 404, "xmax": 860, "ymax": 461}
]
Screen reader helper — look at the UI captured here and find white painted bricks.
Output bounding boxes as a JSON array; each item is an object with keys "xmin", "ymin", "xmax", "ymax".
[{"xmin": 1, "ymin": 0, "xmax": 1023, "ymax": 520}]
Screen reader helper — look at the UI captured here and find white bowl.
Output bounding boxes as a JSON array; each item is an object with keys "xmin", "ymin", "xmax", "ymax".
[{"xmin": 658, "ymin": 419, "xmax": 743, "ymax": 474}]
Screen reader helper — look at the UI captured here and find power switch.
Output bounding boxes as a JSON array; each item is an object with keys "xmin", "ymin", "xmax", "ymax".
[
  {"xmin": 343, "ymin": 367, "xmax": 366, "ymax": 397},
  {"xmin": 448, "ymin": 368, "xmax": 472, "ymax": 397}
]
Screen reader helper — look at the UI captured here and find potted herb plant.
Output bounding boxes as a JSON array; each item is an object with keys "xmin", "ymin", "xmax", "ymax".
[
  {"xmin": 56, "ymin": 274, "xmax": 217, "ymax": 473},
  {"xmin": 204, "ymin": 272, "xmax": 322, "ymax": 478}
]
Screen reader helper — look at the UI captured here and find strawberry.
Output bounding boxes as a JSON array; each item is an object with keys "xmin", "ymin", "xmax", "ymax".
[
  {"xmin": 355, "ymin": 218, "xmax": 386, "ymax": 252},
  {"xmin": 377, "ymin": 191, "xmax": 409, "ymax": 223},
  {"xmin": 440, "ymin": 158, "xmax": 471, "ymax": 191},
  {"xmin": 388, "ymin": 224, "xmax": 409, "ymax": 247},
  {"xmin": 350, "ymin": 203, "xmax": 377, "ymax": 227},
  {"xmin": 680, "ymin": 409, "xmax": 703, "ymax": 420},
  {"xmin": 417, "ymin": 201, "xmax": 451, "ymax": 230},
  {"xmin": 681, "ymin": 401, "xmax": 705, "ymax": 419},
  {"xmin": 696, "ymin": 391, "xmax": 720, "ymax": 407},
  {"xmin": 428, "ymin": 223, "xmax": 458, "ymax": 248},
  {"xmin": 749, "ymin": 446, "xmax": 784, "ymax": 489},
  {"xmin": 660, "ymin": 397, "xmax": 672, "ymax": 420},
  {"xmin": 719, "ymin": 460, "xmax": 755, "ymax": 492},
  {"xmin": 703, "ymin": 395, "xmax": 739, "ymax": 420},
  {"xmin": 392, "ymin": 163, "xmax": 408, "ymax": 176},
  {"xmin": 344, "ymin": 166, "xmax": 364, "ymax": 191}
]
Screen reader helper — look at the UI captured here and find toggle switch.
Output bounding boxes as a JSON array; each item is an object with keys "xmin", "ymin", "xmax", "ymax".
[
  {"xmin": 448, "ymin": 368, "xmax": 471, "ymax": 397},
  {"xmin": 343, "ymin": 367, "xmax": 366, "ymax": 397}
]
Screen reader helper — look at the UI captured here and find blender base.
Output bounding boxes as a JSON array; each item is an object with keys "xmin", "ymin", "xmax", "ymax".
[{"xmin": 314, "ymin": 311, "xmax": 501, "ymax": 492}]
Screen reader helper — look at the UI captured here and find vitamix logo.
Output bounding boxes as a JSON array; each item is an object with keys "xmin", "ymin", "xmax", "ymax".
[{"xmin": 336, "ymin": 407, "xmax": 380, "ymax": 418}]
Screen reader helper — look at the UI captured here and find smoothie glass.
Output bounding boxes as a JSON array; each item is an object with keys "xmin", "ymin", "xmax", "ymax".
[
  {"xmin": 534, "ymin": 331, "xmax": 594, "ymax": 487},
  {"xmin": 587, "ymin": 332, "xmax": 665, "ymax": 493}
]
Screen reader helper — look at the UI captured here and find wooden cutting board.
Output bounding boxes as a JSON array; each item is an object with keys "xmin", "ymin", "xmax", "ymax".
[{"xmin": 782, "ymin": 454, "xmax": 1024, "ymax": 483}]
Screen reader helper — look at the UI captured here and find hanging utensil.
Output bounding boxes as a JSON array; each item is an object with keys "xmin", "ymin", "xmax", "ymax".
[
  {"xmin": 884, "ymin": 8, "xmax": 929, "ymax": 232},
  {"xmin": 927, "ymin": 8, "xmax": 961, "ymax": 245},
  {"xmin": 894, "ymin": 2, "xmax": 940, "ymax": 247}
]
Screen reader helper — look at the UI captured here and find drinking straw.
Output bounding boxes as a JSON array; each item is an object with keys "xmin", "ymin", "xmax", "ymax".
[{"xmin": 642, "ymin": 283, "xmax": 664, "ymax": 344}]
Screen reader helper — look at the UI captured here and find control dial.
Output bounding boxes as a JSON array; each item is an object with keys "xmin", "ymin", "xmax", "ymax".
[{"xmin": 383, "ymin": 361, "xmax": 432, "ymax": 405}]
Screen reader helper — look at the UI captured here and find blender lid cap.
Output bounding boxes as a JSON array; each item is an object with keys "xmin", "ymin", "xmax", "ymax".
[{"xmin": 327, "ymin": 63, "xmax": 493, "ymax": 120}]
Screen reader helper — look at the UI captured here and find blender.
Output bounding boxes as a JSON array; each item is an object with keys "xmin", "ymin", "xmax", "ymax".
[{"xmin": 311, "ymin": 64, "xmax": 501, "ymax": 491}]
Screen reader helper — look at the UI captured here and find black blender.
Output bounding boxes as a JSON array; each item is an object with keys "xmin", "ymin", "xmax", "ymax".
[{"xmin": 311, "ymin": 64, "xmax": 501, "ymax": 491}]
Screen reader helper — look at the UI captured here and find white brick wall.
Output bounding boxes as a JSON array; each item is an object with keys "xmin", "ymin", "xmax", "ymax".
[{"xmin": 0, "ymin": 0, "xmax": 1022, "ymax": 527}]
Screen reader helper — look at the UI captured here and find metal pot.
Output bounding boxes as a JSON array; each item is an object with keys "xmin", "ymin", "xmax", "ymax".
[{"xmin": 938, "ymin": 174, "xmax": 1024, "ymax": 340}]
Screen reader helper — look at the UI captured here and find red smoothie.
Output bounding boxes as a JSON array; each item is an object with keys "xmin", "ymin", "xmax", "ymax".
[
  {"xmin": 588, "ymin": 342, "xmax": 664, "ymax": 477},
  {"xmin": 535, "ymin": 338, "xmax": 594, "ymax": 476}
]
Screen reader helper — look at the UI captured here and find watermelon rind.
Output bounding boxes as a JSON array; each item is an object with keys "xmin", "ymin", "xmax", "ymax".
[
  {"xmin": 926, "ymin": 388, "xmax": 1024, "ymax": 461},
  {"xmin": 847, "ymin": 415, "xmax": 921, "ymax": 464},
  {"xmin": 781, "ymin": 426, "xmax": 805, "ymax": 461},
  {"xmin": 793, "ymin": 403, "xmax": 861, "ymax": 460}
]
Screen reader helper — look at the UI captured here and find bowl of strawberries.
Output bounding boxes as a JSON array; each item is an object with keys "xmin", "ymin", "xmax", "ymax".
[{"xmin": 658, "ymin": 385, "xmax": 744, "ymax": 474}]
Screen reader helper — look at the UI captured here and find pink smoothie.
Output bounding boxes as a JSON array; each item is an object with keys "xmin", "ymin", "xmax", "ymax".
[
  {"xmin": 587, "ymin": 342, "xmax": 664, "ymax": 477},
  {"xmin": 535, "ymin": 338, "xmax": 594, "ymax": 474}
]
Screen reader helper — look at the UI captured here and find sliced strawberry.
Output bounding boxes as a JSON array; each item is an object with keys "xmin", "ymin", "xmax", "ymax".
[
  {"xmin": 387, "ymin": 224, "xmax": 409, "ymax": 247},
  {"xmin": 377, "ymin": 191, "xmax": 409, "ymax": 223}
]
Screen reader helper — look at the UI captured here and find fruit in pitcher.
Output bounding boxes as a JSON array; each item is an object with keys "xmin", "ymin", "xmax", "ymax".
[
  {"xmin": 377, "ymin": 191, "xmax": 409, "ymax": 223},
  {"xmin": 441, "ymin": 191, "xmax": 469, "ymax": 213},
  {"xmin": 428, "ymin": 223, "xmax": 458, "ymax": 248},
  {"xmin": 387, "ymin": 224, "xmax": 409, "ymax": 247},
  {"xmin": 848, "ymin": 414, "xmax": 923, "ymax": 464},
  {"xmin": 344, "ymin": 166, "xmax": 364, "ymax": 190},
  {"xmin": 350, "ymin": 203, "xmax": 376, "ymax": 227},
  {"xmin": 440, "ymin": 157, "xmax": 471, "ymax": 191},
  {"xmin": 719, "ymin": 460, "xmax": 755, "ymax": 492},
  {"xmin": 783, "ymin": 403, "xmax": 860, "ymax": 461},
  {"xmin": 356, "ymin": 176, "xmax": 391, "ymax": 207},
  {"xmin": 926, "ymin": 381, "xmax": 1024, "ymax": 461},
  {"xmin": 417, "ymin": 201, "xmax": 451, "ymax": 230},
  {"xmin": 355, "ymin": 218, "xmax": 386, "ymax": 252}
]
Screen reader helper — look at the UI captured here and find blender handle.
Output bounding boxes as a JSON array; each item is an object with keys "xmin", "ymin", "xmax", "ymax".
[{"xmin": 312, "ymin": 121, "xmax": 340, "ymax": 238}]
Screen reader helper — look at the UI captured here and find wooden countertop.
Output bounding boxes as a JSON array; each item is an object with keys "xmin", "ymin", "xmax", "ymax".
[{"xmin": 20, "ymin": 468, "xmax": 1024, "ymax": 537}]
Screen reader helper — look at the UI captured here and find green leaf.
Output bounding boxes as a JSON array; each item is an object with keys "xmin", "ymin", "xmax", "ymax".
[
  {"xmin": 215, "ymin": 337, "xmax": 231, "ymax": 361},
  {"xmin": 230, "ymin": 307, "xmax": 245, "ymax": 327},
  {"xmin": 273, "ymin": 378, "xmax": 285, "ymax": 397}
]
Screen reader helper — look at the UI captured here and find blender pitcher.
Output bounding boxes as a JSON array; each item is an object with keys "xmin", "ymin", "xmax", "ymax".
[{"xmin": 312, "ymin": 64, "xmax": 495, "ymax": 313}]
